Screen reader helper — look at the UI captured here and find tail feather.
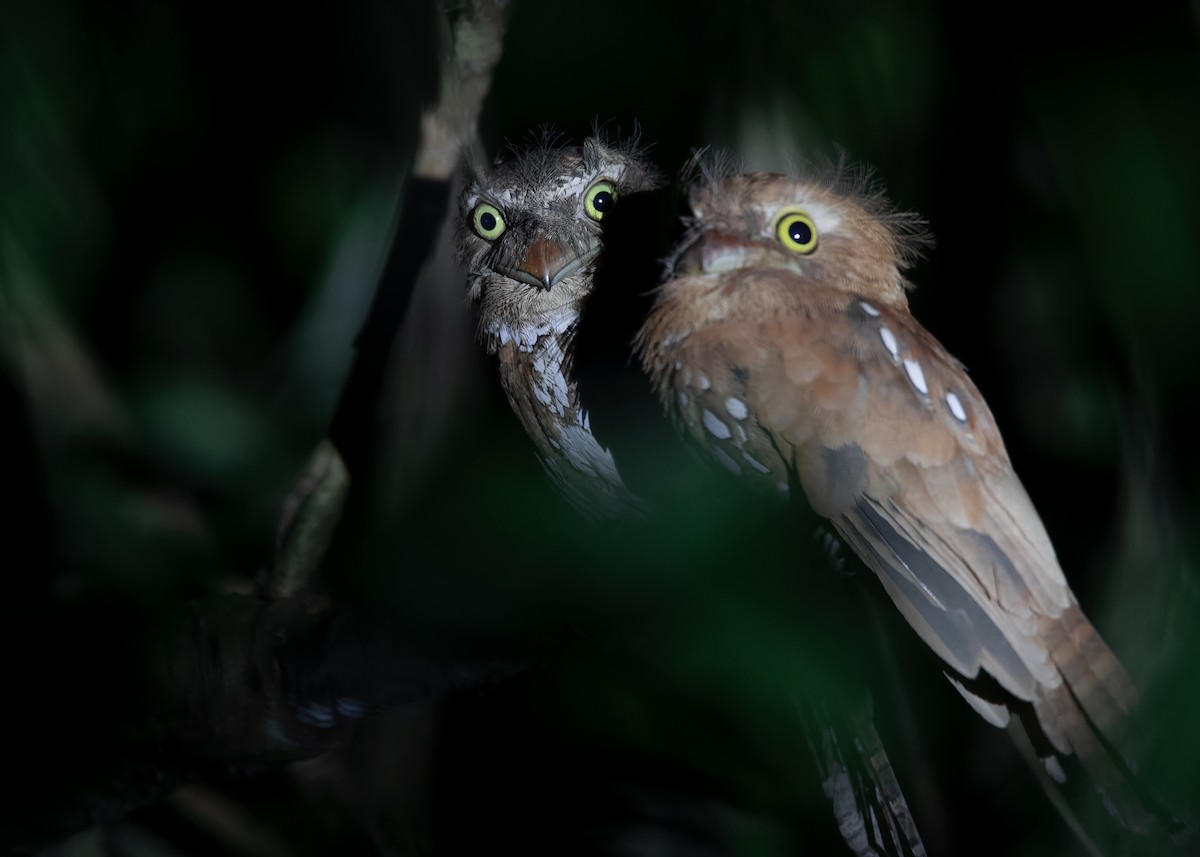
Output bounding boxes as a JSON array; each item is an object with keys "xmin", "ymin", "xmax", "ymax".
[
  {"xmin": 1030, "ymin": 605, "xmax": 1166, "ymax": 833},
  {"xmin": 1037, "ymin": 605, "xmax": 1139, "ymax": 766},
  {"xmin": 1034, "ymin": 682, "xmax": 1157, "ymax": 833}
]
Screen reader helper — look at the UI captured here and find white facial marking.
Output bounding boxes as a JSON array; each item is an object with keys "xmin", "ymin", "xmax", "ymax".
[
  {"xmin": 879, "ymin": 327, "xmax": 900, "ymax": 362},
  {"xmin": 713, "ymin": 446, "xmax": 742, "ymax": 475},
  {"xmin": 702, "ymin": 409, "xmax": 731, "ymax": 440},
  {"xmin": 903, "ymin": 358, "xmax": 929, "ymax": 395},
  {"xmin": 724, "ymin": 397, "xmax": 748, "ymax": 420},
  {"xmin": 696, "ymin": 373, "xmax": 711, "ymax": 391},
  {"xmin": 859, "ymin": 301, "xmax": 880, "ymax": 317},
  {"xmin": 803, "ymin": 201, "xmax": 842, "ymax": 232},
  {"xmin": 742, "ymin": 451, "xmax": 771, "ymax": 474},
  {"xmin": 946, "ymin": 391, "xmax": 967, "ymax": 422}
]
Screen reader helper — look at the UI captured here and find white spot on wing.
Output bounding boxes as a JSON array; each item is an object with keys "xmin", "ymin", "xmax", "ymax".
[
  {"xmin": 678, "ymin": 391, "xmax": 690, "ymax": 408},
  {"xmin": 946, "ymin": 391, "xmax": 967, "ymax": 422},
  {"xmin": 702, "ymin": 409, "xmax": 731, "ymax": 439},
  {"xmin": 1044, "ymin": 757, "xmax": 1067, "ymax": 784},
  {"xmin": 903, "ymin": 358, "xmax": 928, "ymax": 395},
  {"xmin": 859, "ymin": 301, "xmax": 880, "ymax": 317},
  {"xmin": 724, "ymin": 397, "xmax": 748, "ymax": 420},
  {"xmin": 696, "ymin": 373, "xmax": 711, "ymax": 391},
  {"xmin": 879, "ymin": 327, "xmax": 900, "ymax": 362}
]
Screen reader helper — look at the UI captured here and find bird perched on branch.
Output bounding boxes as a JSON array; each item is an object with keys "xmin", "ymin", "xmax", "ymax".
[
  {"xmin": 636, "ymin": 162, "xmax": 1159, "ymax": 829},
  {"xmin": 456, "ymin": 133, "xmax": 663, "ymax": 524},
  {"xmin": 457, "ymin": 137, "xmax": 930, "ymax": 856}
]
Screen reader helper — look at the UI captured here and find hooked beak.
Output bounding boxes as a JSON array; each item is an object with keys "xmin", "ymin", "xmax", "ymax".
[{"xmin": 500, "ymin": 235, "xmax": 595, "ymax": 291}]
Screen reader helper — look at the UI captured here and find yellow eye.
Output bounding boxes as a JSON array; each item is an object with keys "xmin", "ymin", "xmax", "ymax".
[
  {"xmin": 583, "ymin": 180, "xmax": 617, "ymax": 221},
  {"xmin": 775, "ymin": 208, "xmax": 818, "ymax": 254},
  {"xmin": 472, "ymin": 203, "xmax": 506, "ymax": 240}
]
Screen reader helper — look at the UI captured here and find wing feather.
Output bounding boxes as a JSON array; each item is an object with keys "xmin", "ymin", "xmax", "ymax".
[{"xmin": 641, "ymin": 286, "xmax": 1137, "ymax": 766}]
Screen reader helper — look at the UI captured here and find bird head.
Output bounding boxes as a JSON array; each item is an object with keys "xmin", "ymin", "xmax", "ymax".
[
  {"xmin": 663, "ymin": 170, "xmax": 931, "ymax": 331},
  {"xmin": 457, "ymin": 136, "xmax": 662, "ymax": 352}
]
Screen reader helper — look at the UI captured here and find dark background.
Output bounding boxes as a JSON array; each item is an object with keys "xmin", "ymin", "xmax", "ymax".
[{"xmin": 2, "ymin": 0, "xmax": 1198, "ymax": 854}]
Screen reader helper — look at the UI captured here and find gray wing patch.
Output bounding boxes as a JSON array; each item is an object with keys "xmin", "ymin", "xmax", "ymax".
[
  {"xmin": 956, "ymin": 528, "xmax": 1039, "ymax": 619},
  {"xmin": 798, "ymin": 442, "xmax": 870, "ymax": 518},
  {"xmin": 838, "ymin": 499, "xmax": 1037, "ymax": 698}
]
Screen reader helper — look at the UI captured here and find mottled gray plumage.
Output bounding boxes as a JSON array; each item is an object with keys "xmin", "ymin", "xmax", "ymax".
[{"xmin": 456, "ymin": 135, "xmax": 661, "ymax": 523}]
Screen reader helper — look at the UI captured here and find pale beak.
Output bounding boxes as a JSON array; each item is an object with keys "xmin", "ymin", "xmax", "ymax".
[{"xmin": 673, "ymin": 229, "xmax": 747, "ymax": 276}]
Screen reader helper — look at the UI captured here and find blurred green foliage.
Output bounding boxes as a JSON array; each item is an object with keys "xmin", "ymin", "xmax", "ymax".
[{"xmin": 2, "ymin": 0, "xmax": 1198, "ymax": 854}]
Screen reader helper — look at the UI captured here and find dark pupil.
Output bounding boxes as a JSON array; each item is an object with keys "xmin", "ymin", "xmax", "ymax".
[
  {"xmin": 592, "ymin": 190, "xmax": 613, "ymax": 211},
  {"xmin": 789, "ymin": 220, "xmax": 812, "ymax": 245},
  {"xmin": 479, "ymin": 211, "xmax": 497, "ymax": 231}
]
